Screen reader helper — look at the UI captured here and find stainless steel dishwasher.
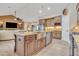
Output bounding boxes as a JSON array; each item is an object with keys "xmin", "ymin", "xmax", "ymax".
[{"xmin": 45, "ymin": 32, "xmax": 52, "ymax": 46}]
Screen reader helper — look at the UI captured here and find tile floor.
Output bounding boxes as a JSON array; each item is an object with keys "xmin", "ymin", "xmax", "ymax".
[
  {"xmin": 34, "ymin": 39, "xmax": 70, "ymax": 56},
  {"xmin": 15, "ymin": 39, "xmax": 79, "ymax": 56}
]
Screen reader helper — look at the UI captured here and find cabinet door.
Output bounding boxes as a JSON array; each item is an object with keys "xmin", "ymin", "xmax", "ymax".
[
  {"xmin": 54, "ymin": 16, "xmax": 61, "ymax": 23},
  {"xmin": 40, "ymin": 38, "xmax": 45, "ymax": 48},
  {"xmin": 16, "ymin": 36, "xmax": 24, "ymax": 56},
  {"xmin": 37, "ymin": 39, "xmax": 41, "ymax": 51},
  {"xmin": 57, "ymin": 31, "xmax": 61, "ymax": 39},
  {"xmin": 25, "ymin": 41, "xmax": 28, "ymax": 56},
  {"xmin": 37, "ymin": 38, "xmax": 45, "ymax": 51},
  {"xmin": 27, "ymin": 40, "xmax": 36, "ymax": 56},
  {"xmin": 53, "ymin": 32, "xmax": 57, "ymax": 39},
  {"xmin": 53, "ymin": 31, "xmax": 61, "ymax": 39},
  {"xmin": 46, "ymin": 20, "xmax": 51, "ymax": 26}
]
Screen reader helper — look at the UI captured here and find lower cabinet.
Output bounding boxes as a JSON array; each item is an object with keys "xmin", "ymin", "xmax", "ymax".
[
  {"xmin": 15, "ymin": 34, "xmax": 47, "ymax": 56},
  {"xmin": 52, "ymin": 31, "xmax": 61, "ymax": 39},
  {"xmin": 15, "ymin": 34, "xmax": 37, "ymax": 56},
  {"xmin": 36, "ymin": 38, "xmax": 46, "ymax": 51},
  {"xmin": 25, "ymin": 40, "xmax": 36, "ymax": 56}
]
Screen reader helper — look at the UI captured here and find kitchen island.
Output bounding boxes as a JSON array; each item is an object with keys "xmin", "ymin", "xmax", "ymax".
[{"xmin": 15, "ymin": 31, "xmax": 52, "ymax": 56}]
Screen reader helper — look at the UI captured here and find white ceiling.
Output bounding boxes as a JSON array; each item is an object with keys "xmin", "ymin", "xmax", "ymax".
[
  {"xmin": 0, "ymin": 3, "xmax": 73, "ymax": 21},
  {"xmin": 0, "ymin": 3, "xmax": 26, "ymax": 11},
  {"xmin": 15, "ymin": 3, "xmax": 70, "ymax": 20},
  {"xmin": 0, "ymin": 3, "xmax": 26, "ymax": 16}
]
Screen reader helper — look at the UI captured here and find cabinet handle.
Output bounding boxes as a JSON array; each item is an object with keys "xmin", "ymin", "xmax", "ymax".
[{"xmin": 18, "ymin": 39, "xmax": 21, "ymax": 41}]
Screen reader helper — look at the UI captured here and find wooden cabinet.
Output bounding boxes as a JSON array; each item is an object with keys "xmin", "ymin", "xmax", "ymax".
[
  {"xmin": 25, "ymin": 35, "xmax": 36, "ymax": 56},
  {"xmin": 54, "ymin": 16, "xmax": 61, "ymax": 23},
  {"xmin": 39, "ymin": 16, "xmax": 61, "ymax": 27},
  {"xmin": 15, "ymin": 32, "xmax": 47, "ymax": 56},
  {"xmin": 52, "ymin": 31, "xmax": 61, "ymax": 39},
  {"xmin": 15, "ymin": 34, "xmax": 37, "ymax": 56},
  {"xmin": 26, "ymin": 40, "xmax": 36, "ymax": 56},
  {"xmin": 39, "ymin": 19, "xmax": 45, "ymax": 25},
  {"xmin": 46, "ymin": 20, "xmax": 51, "ymax": 26},
  {"xmin": 36, "ymin": 38, "xmax": 45, "ymax": 51}
]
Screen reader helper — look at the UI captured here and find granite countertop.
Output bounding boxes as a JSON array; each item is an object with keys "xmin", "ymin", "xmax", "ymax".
[
  {"xmin": 15, "ymin": 32, "xmax": 37, "ymax": 36},
  {"xmin": 72, "ymin": 26, "xmax": 79, "ymax": 33},
  {"xmin": 15, "ymin": 31, "xmax": 46, "ymax": 40}
]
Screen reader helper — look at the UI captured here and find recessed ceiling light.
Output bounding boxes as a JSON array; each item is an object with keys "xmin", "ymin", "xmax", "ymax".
[
  {"xmin": 39, "ymin": 10, "xmax": 42, "ymax": 14},
  {"xmin": 48, "ymin": 7, "xmax": 51, "ymax": 10}
]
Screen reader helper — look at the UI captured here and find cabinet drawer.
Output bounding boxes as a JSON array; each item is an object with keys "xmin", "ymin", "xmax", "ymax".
[
  {"xmin": 25, "ymin": 35, "xmax": 36, "ymax": 41},
  {"xmin": 26, "ymin": 39, "xmax": 35, "ymax": 44}
]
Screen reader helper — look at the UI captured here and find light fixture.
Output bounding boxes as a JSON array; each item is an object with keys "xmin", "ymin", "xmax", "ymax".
[
  {"xmin": 47, "ymin": 7, "xmax": 51, "ymax": 10},
  {"xmin": 75, "ymin": 26, "xmax": 79, "ymax": 29},
  {"xmin": 39, "ymin": 10, "xmax": 42, "ymax": 14},
  {"xmin": 0, "ymin": 21, "xmax": 3, "ymax": 24},
  {"xmin": 38, "ymin": 5, "xmax": 44, "ymax": 14}
]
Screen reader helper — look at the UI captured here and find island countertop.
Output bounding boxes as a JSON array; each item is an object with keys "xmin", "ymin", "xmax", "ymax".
[
  {"xmin": 15, "ymin": 31, "xmax": 46, "ymax": 40},
  {"xmin": 15, "ymin": 31, "xmax": 37, "ymax": 36}
]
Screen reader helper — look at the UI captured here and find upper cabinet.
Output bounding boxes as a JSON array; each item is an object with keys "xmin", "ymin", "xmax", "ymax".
[
  {"xmin": 54, "ymin": 16, "xmax": 61, "ymax": 23},
  {"xmin": 45, "ymin": 19, "xmax": 52, "ymax": 26},
  {"xmin": 39, "ymin": 15, "xmax": 61, "ymax": 27},
  {"xmin": 0, "ymin": 15, "xmax": 24, "ymax": 30},
  {"xmin": 39, "ymin": 19, "xmax": 45, "ymax": 25}
]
